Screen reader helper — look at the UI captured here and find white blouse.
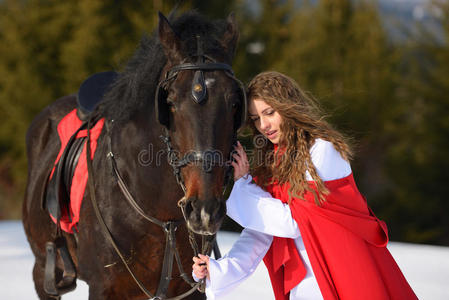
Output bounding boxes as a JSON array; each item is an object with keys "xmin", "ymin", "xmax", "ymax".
[{"xmin": 198, "ymin": 139, "xmax": 352, "ymax": 299}]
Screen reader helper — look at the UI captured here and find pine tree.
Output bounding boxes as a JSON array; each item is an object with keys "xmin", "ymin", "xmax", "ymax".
[
  {"xmin": 383, "ymin": 0, "xmax": 449, "ymax": 244},
  {"xmin": 231, "ymin": 0, "xmax": 296, "ymax": 82},
  {"xmin": 274, "ymin": 1, "xmax": 398, "ymax": 196},
  {"xmin": 0, "ymin": 0, "xmax": 183, "ymax": 218}
]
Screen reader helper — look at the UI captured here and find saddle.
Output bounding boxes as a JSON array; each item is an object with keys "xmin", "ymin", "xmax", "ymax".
[{"xmin": 43, "ymin": 71, "xmax": 117, "ymax": 297}]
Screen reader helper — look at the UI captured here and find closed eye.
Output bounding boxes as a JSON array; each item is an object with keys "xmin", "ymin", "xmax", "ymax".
[{"xmin": 250, "ymin": 116, "xmax": 259, "ymax": 122}]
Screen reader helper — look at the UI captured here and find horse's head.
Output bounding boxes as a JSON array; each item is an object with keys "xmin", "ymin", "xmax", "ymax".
[{"xmin": 156, "ymin": 13, "xmax": 245, "ymax": 235}]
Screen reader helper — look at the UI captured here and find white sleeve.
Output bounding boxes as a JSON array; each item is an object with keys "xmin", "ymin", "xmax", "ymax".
[
  {"xmin": 226, "ymin": 175, "xmax": 300, "ymax": 238},
  {"xmin": 309, "ymin": 139, "xmax": 352, "ymax": 181},
  {"xmin": 204, "ymin": 228, "xmax": 273, "ymax": 299}
]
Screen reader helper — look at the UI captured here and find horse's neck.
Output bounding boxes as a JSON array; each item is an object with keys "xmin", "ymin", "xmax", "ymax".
[
  {"xmin": 111, "ymin": 117, "xmax": 163, "ymax": 163},
  {"xmin": 109, "ymin": 117, "xmax": 182, "ymax": 198}
]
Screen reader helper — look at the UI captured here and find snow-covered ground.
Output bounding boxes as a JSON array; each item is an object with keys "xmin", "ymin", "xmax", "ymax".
[{"xmin": 1, "ymin": 220, "xmax": 448, "ymax": 299}]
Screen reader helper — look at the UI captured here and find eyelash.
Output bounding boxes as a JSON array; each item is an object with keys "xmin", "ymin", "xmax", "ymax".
[{"xmin": 251, "ymin": 111, "xmax": 274, "ymax": 122}]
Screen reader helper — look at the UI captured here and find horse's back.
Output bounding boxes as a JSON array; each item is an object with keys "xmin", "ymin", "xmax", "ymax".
[
  {"xmin": 26, "ymin": 94, "xmax": 77, "ymax": 154},
  {"xmin": 23, "ymin": 95, "xmax": 77, "ymax": 226}
]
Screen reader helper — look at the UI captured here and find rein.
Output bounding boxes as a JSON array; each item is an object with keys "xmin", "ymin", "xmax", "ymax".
[
  {"xmin": 85, "ymin": 36, "xmax": 243, "ymax": 299},
  {"xmin": 86, "ymin": 118, "xmax": 215, "ymax": 300}
]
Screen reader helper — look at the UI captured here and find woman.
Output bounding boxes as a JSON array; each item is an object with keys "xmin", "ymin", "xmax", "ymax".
[{"xmin": 192, "ymin": 71, "xmax": 417, "ymax": 300}]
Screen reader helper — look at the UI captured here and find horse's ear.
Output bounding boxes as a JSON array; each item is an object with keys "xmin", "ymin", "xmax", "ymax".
[
  {"xmin": 158, "ymin": 12, "xmax": 182, "ymax": 62},
  {"xmin": 221, "ymin": 12, "xmax": 239, "ymax": 58}
]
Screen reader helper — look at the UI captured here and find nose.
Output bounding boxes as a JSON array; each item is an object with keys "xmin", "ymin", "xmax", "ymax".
[
  {"xmin": 259, "ymin": 116, "xmax": 270, "ymax": 131},
  {"xmin": 184, "ymin": 197, "xmax": 225, "ymax": 235}
]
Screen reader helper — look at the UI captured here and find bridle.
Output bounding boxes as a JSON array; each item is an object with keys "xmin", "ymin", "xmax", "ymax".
[
  {"xmin": 156, "ymin": 35, "xmax": 247, "ymax": 198},
  {"xmin": 87, "ymin": 120, "xmax": 211, "ymax": 300},
  {"xmin": 85, "ymin": 35, "xmax": 247, "ymax": 300}
]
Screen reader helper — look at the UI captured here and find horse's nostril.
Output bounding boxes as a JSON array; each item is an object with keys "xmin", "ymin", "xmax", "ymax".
[
  {"xmin": 185, "ymin": 197, "xmax": 202, "ymax": 220},
  {"xmin": 185, "ymin": 199, "xmax": 194, "ymax": 217},
  {"xmin": 204, "ymin": 200, "xmax": 224, "ymax": 216},
  {"xmin": 183, "ymin": 198, "xmax": 226, "ymax": 235},
  {"xmin": 191, "ymin": 199, "xmax": 201, "ymax": 211}
]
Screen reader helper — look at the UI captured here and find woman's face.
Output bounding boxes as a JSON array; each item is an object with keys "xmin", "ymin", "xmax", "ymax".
[{"xmin": 248, "ymin": 98, "xmax": 283, "ymax": 144}]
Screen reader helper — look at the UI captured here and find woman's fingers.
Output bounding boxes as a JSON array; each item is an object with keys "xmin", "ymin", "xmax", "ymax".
[
  {"xmin": 192, "ymin": 263, "xmax": 206, "ymax": 272},
  {"xmin": 232, "ymin": 153, "xmax": 244, "ymax": 169},
  {"xmin": 236, "ymin": 141, "xmax": 246, "ymax": 157},
  {"xmin": 192, "ymin": 266, "xmax": 207, "ymax": 279},
  {"xmin": 236, "ymin": 141, "xmax": 244, "ymax": 155},
  {"xmin": 231, "ymin": 141, "xmax": 250, "ymax": 181},
  {"xmin": 232, "ymin": 159, "xmax": 245, "ymax": 180},
  {"xmin": 235, "ymin": 142, "xmax": 249, "ymax": 165},
  {"xmin": 233, "ymin": 154, "xmax": 245, "ymax": 169},
  {"xmin": 192, "ymin": 256, "xmax": 209, "ymax": 279},
  {"xmin": 233, "ymin": 152, "xmax": 248, "ymax": 171},
  {"xmin": 238, "ymin": 142, "xmax": 249, "ymax": 162},
  {"xmin": 198, "ymin": 254, "xmax": 210, "ymax": 263},
  {"xmin": 192, "ymin": 262, "xmax": 207, "ymax": 270},
  {"xmin": 197, "ymin": 254, "xmax": 211, "ymax": 280},
  {"xmin": 233, "ymin": 149, "xmax": 247, "ymax": 166},
  {"xmin": 193, "ymin": 255, "xmax": 210, "ymax": 266},
  {"xmin": 231, "ymin": 161, "xmax": 242, "ymax": 181}
]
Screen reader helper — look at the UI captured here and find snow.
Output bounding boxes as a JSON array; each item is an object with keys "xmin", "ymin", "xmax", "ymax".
[{"xmin": 1, "ymin": 220, "xmax": 448, "ymax": 299}]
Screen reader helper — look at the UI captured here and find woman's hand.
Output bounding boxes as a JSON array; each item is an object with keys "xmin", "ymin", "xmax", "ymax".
[
  {"xmin": 192, "ymin": 254, "xmax": 210, "ymax": 280},
  {"xmin": 232, "ymin": 141, "xmax": 250, "ymax": 181}
]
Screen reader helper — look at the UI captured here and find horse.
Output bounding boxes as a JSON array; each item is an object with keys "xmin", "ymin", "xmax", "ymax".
[{"xmin": 22, "ymin": 11, "xmax": 246, "ymax": 300}]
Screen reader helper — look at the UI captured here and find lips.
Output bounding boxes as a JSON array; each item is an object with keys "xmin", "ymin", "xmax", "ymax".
[{"xmin": 265, "ymin": 130, "xmax": 277, "ymax": 139}]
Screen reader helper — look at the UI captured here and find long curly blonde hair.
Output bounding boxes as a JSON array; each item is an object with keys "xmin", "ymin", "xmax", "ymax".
[{"xmin": 247, "ymin": 71, "xmax": 352, "ymax": 205}]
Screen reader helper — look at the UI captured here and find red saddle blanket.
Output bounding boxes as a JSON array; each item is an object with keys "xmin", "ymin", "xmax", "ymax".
[{"xmin": 49, "ymin": 109, "xmax": 105, "ymax": 233}]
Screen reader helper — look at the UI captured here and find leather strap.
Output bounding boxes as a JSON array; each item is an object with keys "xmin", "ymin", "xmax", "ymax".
[
  {"xmin": 156, "ymin": 222, "xmax": 177, "ymax": 298},
  {"xmin": 86, "ymin": 117, "xmax": 156, "ymax": 299},
  {"xmin": 87, "ymin": 118, "xmax": 217, "ymax": 299},
  {"xmin": 167, "ymin": 62, "xmax": 233, "ymax": 76}
]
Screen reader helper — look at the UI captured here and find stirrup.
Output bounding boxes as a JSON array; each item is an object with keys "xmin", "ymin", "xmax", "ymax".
[{"xmin": 44, "ymin": 237, "xmax": 77, "ymax": 296}]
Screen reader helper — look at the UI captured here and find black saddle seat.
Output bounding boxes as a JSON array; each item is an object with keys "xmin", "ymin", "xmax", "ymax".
[{"xmin": 77, "ymin": 71, "xmax": 118, "ymax": 120}]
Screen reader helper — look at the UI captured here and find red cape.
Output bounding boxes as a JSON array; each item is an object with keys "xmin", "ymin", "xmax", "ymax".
[{"xmin": 261, "ymin": 174, "xmax": 417, "ymax": 300}]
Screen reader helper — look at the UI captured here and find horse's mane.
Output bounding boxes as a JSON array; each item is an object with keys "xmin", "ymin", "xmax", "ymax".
[{"xmin": 98, "ymin": 11, "xmax": 230, "ymax": 124}]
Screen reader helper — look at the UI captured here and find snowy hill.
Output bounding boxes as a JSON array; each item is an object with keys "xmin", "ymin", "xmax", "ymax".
[{"xmin": 1, "ymin": 220, "xmax": 448, "ymax": 299}]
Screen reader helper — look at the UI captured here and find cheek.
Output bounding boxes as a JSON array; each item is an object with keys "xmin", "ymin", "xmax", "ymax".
[{"xmin": 275, "ymin": 115, "xmax": 283, "ymax": 128}]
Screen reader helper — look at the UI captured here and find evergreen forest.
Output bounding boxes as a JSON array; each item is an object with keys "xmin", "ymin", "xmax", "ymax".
[{"xmin": 1, "ymin": 0, "xmax": 448, "ymax": 245}]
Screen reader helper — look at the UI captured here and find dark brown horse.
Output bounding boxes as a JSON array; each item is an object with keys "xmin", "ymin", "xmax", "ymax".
[{"xmin": 22, "ymin": 11, "xmax": 244, "ymax": 300}]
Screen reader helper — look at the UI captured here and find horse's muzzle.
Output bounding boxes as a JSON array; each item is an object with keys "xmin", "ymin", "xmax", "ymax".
[{"xmin": 184, "ymin": 197, "xmax": 226, "ymax": 235}]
